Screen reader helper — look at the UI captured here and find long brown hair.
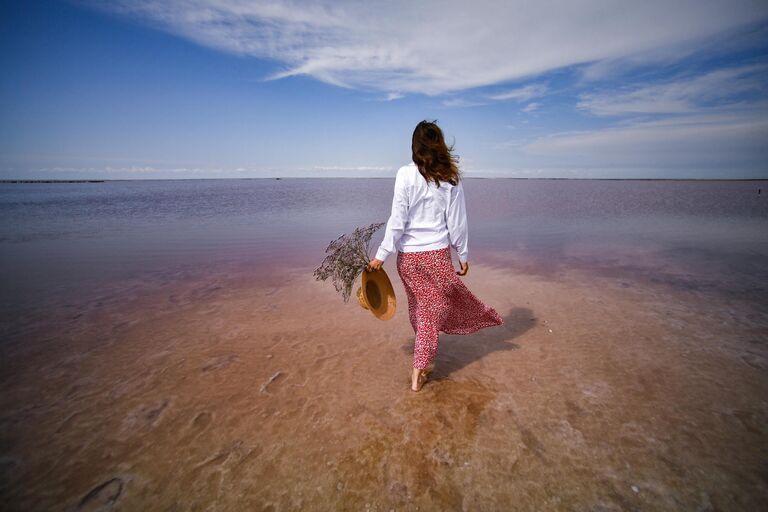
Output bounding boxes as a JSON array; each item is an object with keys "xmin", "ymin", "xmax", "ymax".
[{"xmin": 411, "ymin": 120, "xmax": 461, "ymax": 188}]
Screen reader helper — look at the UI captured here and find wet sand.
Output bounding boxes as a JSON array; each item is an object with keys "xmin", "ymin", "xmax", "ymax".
[{"xmin": 1, "ymin": 260, "xmax": 767, "ymax": 511}]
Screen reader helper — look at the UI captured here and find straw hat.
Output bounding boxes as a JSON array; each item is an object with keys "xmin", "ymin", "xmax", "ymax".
[{"xmin": 356, "ymin": 268, "xmax": 396, "ymax": 320}]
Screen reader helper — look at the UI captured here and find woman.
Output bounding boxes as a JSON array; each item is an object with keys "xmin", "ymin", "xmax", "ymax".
[{"xmin": 366, "ymin": 120, "xmax": 504, "ymax": 392}]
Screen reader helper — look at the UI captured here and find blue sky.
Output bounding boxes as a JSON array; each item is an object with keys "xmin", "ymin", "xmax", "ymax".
[{"xmin": 1, "ymin": 0, "xmax": 767, "ymax": 179}]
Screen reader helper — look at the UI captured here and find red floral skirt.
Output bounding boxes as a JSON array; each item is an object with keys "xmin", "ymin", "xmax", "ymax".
[{"xmin": 396, "ymin": 246, "xmax": 504, "ymax": 369}]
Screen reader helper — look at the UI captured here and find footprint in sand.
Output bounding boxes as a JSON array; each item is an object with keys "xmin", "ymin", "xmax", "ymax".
[
  {"xmin": 77, "ymin": 477, "xmax": 123, "ymax": 511},
  {"xmin": 740, "ymin": 351, "xmax": 765, "ymax": 370},
  {"xmin": 192, "ymin": 411, "xmax": 213, "ymax": 430},
  {"xmin": 200, "ymin": 354, "xmax": 239, "ymax": 372},
  {"xmin": 120, "ymin": 399, "xmax": 170, "ymax": 436}
]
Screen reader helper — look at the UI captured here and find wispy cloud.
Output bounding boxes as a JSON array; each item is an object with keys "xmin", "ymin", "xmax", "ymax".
[
  {"xmin": 488, "ymin": 83, "xmax": 548, "ymax": 101},
  {"xmin": 81, "ymin": 0, "xmax": 768, "ymax": 95},
  {"xmin": 23, "ymin": 164, "xmax": 395, "ymax": 180},
  {"xmin": 577, "ymin": 64, "xmax": 768, "ymax": 116},
  {"xmin": 38, "ymin": 166, "xmax": 251, "ymax": 175},
  {"xmin": 383, "ymin": 92, "xmax": 404, "ymax": 101},
  {"xmin": 523, "ymin": 106, "xmax": 768, "ymax": 170},
  {"xmin": 522, "ymin": 102, "xmax": 541, "ymax": 113},
  {"xmin": 441, "ymin": 97, "xmax": 488, "ymax": 108},
  {"xmin": 509, "ymin": 62, "xmax": 768, "ymax": 175},
  {"xmin": 311, "ymin": 165, "xmax": 392, "ymax": 171}
]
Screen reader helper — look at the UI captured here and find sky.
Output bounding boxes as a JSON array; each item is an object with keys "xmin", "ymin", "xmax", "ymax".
[{"xmin": 1, "ymin": 0, "xmax": 768, "ymax": 180}]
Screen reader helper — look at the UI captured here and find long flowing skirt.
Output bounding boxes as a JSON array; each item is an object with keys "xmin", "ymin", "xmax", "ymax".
[{"xmin": 396, "ymin": 246, "xmax": 504, "ymax": 369}]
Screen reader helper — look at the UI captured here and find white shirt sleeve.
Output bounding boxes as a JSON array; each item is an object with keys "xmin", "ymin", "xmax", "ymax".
[
  {"xmin": 375, "ymin": 168, "xmax": 410, "ymax": 262},
  {"xmin": 446, "ymin": 179, "xmax": 469, "ymax": 264}
]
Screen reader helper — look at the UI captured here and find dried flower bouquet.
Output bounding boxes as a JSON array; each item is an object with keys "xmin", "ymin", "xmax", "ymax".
[{"xmin": 313, "ymin": 222, "xmax": 385, "ymax": 302}]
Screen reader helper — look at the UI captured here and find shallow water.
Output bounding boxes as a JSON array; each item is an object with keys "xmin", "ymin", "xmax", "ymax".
[
  {"xmin": 2, "ymin": 178, "xmax": 767, "ymax": 316},
  {"xmin": 1, "ymin": 179, "xmax": 767, "ymax": 510}
]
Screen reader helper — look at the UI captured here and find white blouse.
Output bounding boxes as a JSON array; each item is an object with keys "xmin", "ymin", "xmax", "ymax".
[{"xmin": 375, "ymin": 162, "xmax": 469, "ymax": 264}]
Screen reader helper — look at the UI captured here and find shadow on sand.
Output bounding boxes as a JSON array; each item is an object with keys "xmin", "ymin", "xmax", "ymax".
[{"xmin": 400, "ymin": 307, "xmax": 536, "ymax": 379}]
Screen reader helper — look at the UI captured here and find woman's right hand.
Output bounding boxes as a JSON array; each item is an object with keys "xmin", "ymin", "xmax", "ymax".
[{"xmin": 456, "ymin": 261, "xmax": 469, "ymax": 276}]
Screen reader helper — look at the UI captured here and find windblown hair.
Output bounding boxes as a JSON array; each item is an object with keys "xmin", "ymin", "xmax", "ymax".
[{"xmin": 411, "ymin": 120, "xmax": 461, "ymax": 188}]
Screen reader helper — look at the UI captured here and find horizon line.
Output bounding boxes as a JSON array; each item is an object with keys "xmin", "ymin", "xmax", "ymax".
[{"xmin": 2, "ymin": 177, "xmax": 767, "ymax": 183}]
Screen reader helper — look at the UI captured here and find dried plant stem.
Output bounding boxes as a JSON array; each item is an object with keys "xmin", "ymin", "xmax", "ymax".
[{"xmin": 313, "ymin": 222, "xmax": 386, "ymax": 303}]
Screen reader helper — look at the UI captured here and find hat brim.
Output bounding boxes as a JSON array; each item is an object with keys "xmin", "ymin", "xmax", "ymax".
[{"xmin": 360, "ymin": 268, "xmax": 397, "ymax": 320}]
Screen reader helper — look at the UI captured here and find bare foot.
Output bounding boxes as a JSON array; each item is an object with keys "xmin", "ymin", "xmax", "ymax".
[{"xmin": 410, "ymin": 365, "xmax": 434, "ymax": 391}]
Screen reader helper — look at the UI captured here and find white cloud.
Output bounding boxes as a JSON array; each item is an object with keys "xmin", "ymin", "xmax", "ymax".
[
  {"xmin": 576, "ymin": 19, "xmax": 768, "ymax": 83},
  {"xmin": 23, "ymin": 164, "xmax": 395, "ymax": 179},
  {"xmin": 522, "ymin": 107, "xmax": 768, "ymax": 169},
  {"xmin": 577, "ymin": 64, "xmax": 768, "ymax": 115},
  {"xmin": 383, "ymin": 92, "xmax": 404, "ymax": 101},
  {"xmin": 38, "ymin": 165, "xmax": 248, "ymax": 174},
  {"xmin": 522, "ymin": 102, "xmax": 541, "ymax": 113},
  {"xmin": 311, "ymin": 165, "xmax": 392, "ymax": 171},
  {"xmin": 507, "ymin": 62, "xmax": 768, "ymax": 175},
  {"xmin": 488, "ymin": 83, "xmax": 548, "ymax": 101},
  {"xmin": 81, "ymin": 0, "xmax": 768, "ymax": 95},
  {"xmin": 441, "ymin": 97, "xmax": 488, "ymax": 108}
]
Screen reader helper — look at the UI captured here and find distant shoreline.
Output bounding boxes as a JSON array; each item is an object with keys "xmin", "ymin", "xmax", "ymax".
[
  {"xmin": 0, "ymin": 179, "xmax": 106, "ymax": 183},
  {"xmin": 1, "ymin": 177, "xmax": 767, "ymax": 183}
]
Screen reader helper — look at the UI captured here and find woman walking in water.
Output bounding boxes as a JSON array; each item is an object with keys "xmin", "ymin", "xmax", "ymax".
[{"xmin": 366, "ymin": 120, "xmax": 504, "ymax": 392}]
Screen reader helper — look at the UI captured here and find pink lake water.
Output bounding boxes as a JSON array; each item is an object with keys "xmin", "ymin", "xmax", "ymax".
[{"xmin": 2, "ymin": 179, "xmax": 767, "ymax": 316}]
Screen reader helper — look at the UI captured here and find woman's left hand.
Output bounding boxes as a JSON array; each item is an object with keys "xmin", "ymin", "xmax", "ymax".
[{"xmin": 366, "ymin": 258, "xmax": 384, "ymax": 272}]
